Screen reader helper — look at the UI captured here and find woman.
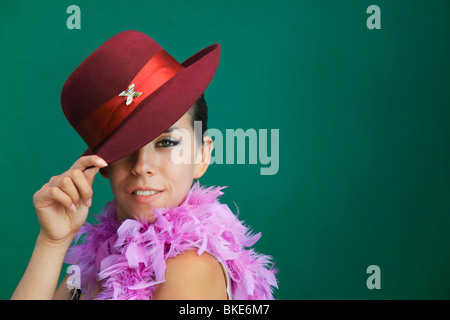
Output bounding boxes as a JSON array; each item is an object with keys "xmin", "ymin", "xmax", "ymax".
[{"xmin": 11, "ymin": 31, "xmax": 277, "ymax": 300}]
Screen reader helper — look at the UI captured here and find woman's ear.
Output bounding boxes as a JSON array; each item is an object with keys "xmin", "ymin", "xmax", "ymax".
[
  {"xmin": 99, "ymin": 167, "xmax": 110, "ymax": 179},
  {"xmin": 193, "ymin": 136, "xmax": 213, "ymax": 180}
]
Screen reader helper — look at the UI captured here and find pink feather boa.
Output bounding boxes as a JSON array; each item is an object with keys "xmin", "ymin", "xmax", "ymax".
[{"xmin": 64, "ymin": 182, "xmax": 278, "ymax": 300}]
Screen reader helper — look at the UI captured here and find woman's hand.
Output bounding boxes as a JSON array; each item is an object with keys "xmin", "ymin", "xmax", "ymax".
[{"xmin": 33, "ymin": 155, "xmax": 108, "ymax": 245}]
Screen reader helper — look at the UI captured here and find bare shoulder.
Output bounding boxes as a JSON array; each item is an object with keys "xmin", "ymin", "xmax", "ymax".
[{"xmin": 153, "ymin": 250, "xmax": 228, "ymax": 300}]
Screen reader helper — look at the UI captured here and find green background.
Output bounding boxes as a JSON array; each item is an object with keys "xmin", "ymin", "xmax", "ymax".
[{"xmin": 1, "ymin": 0, "xmax": 449, "ymax": 299}]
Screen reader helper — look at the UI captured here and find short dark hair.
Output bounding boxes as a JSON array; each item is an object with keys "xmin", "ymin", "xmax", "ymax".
[{"xmin": 188, "ymin": 93, "xmax": 208, "ymax": 144}]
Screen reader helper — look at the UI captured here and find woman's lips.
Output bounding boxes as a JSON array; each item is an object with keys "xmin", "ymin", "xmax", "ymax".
[{"xmin": 129, "ymin": 190, "xmax": 163, "ymax": 204}]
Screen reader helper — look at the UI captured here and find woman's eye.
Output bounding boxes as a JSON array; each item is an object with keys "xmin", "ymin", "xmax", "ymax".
[{"xmin": 157, "ymin": 139, "xmax": 179, "ymax": 148}]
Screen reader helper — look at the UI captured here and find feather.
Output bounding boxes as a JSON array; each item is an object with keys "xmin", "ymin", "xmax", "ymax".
[
  {"xmin": 125, "ymin": 242, "xmax": 147, "ymax": 268},
  {"xmin": 64, "ymin": 182, "xmax": 278, "ymax": 300}
]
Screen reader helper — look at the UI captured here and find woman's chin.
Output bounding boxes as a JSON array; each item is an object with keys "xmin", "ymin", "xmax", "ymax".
[
  {"xmin": 131, "ymin": 208, "xmax": 158, "ymax": 223},
  {"xmin": 118, "ymin": 204, "xmax": 158, "ymax": 223}
]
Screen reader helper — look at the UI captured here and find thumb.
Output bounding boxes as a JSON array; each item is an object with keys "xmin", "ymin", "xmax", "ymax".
[{"xmin": 83, "ymin": 166, "xmax": 101, "ymax": 186}]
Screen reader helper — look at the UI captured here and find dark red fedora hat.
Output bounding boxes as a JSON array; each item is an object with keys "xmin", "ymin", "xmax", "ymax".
[{"xmin": 61, "ymin": 30, "xmax": 220, "ymax": 163}]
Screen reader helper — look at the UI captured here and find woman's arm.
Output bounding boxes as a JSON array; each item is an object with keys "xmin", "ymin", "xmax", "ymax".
[
  {"xmin": 11, "ymin": 234, "xmax": 72, "ymax": 299},
  {"xmin": 10, "ymin": 155, "xmax": 107, "ymax": 300}
]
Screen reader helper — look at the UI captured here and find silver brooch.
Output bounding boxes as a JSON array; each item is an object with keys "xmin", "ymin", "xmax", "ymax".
[{"xmin": 119, "ymin": 84, "xmax": 142, "ymax": 105}]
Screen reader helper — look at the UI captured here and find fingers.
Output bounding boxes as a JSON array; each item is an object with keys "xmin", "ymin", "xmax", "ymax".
[
  {"xmin": 41, "ymin": 186, "xmax": 78, "ymax": 213},
  {"xmin": 83, "ymin": 166, "xmax": 101, "ymax": 186},
  {"xmin": 58, "ymin": 176, "xmax": 81, "ymax": 210},
  {"xmin": 69, "ymin": 156, "xmax": 107, "ymax": 206},
  {"xmin": 71, "ymin": 155, "xmax": 108, "ymax": 171},
  {"xmin": 66, "ymin": 169, "xmax": 94, "ymax": 207},
  {"xmin": 43, "ymin": 156, "xmax": 107, "ymax": 211}
]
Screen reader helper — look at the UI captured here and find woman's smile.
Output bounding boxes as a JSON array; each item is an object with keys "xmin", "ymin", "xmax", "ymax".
[{"xmin": 129, "ymin": 189, "xmax": 163, "ymax": 204}]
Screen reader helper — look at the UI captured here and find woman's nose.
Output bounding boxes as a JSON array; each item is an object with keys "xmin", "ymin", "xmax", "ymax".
[{"xmin": 131, "ymin": 144, "xmax": 158, "ymax": 176}]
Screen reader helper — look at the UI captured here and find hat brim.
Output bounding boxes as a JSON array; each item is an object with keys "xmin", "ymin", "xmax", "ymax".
[{"xmin": 81, "ymin": 43, "xmax": 220, "ymax": 164}]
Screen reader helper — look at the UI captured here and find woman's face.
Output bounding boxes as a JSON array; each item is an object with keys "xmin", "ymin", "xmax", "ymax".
[{"xmin": 101, "ymin": 112, "xmax": 213, "ymax": 222}]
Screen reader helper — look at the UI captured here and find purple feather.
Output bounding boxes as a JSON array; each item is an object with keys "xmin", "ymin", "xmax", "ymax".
[{"xmin": 64, "ymin": 181, "xmax": 278, "ymax": 300}]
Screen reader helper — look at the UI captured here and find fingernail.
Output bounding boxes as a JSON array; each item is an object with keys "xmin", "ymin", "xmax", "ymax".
[
  {"xmin": 97, "ymin": 159, "xmax": 108, "ymax": 167},
  {"xmin": 85, "ymin": 199, "xmax": 92, "ymax": 207},
  {"xmin": 70, "ymin": 204, "xmax": 77, "ymax": 213}
]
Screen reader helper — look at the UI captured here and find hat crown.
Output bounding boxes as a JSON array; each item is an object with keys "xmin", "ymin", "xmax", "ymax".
[{"xmin": 61, "ymin": 31, "xmax": 163, "ymax": 128}]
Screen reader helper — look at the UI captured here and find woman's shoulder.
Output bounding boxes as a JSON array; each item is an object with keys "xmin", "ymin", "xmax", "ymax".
[{"xmin": 152, "ymin": 250, "xmax": 228, "ymax": 300}]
